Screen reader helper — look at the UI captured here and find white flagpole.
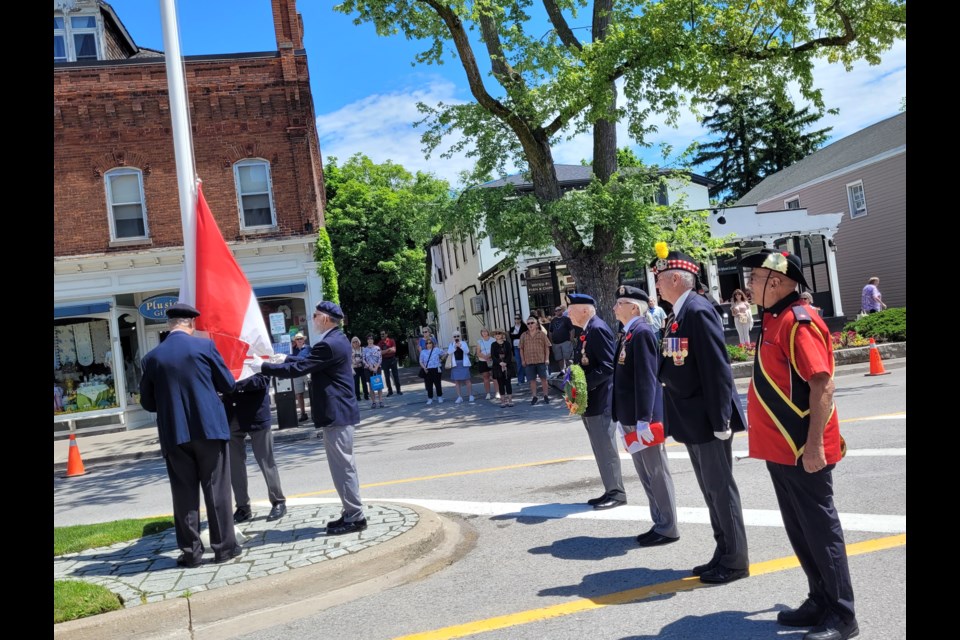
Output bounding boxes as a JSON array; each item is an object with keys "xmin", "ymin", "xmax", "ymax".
[{"xmin": 159, "ymin": 0, "xmax": 197, "ymax": 305}]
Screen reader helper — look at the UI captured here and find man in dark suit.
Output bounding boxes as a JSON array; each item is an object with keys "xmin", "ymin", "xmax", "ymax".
[
  {"xmin": 139, "ymin": 303, "xmax": 242, "ymax": 567},
  {"xmin": 223, "ymin": 373, "xmax": 287, "ymax": 523},
  {"xmin": 567, "ymin": 292, "xmax": 624, "ymax": 511},
  {"xmin": 652, "ymin": 246, "xmax": 749, "ymax": 584},
  {"xmin": 255, "ymin": 301, "xmax": 366, "ymax": 535},
  {"xmin": 611, "ymin": 285, "xmax": 679, "ymax": 547}
]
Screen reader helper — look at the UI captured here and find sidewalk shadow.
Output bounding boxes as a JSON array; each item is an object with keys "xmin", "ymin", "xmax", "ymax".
[
  {"xmin": 528, "ymin": 535, "xmax": 638, "ymax": 560},
  {"xmin": 618, "ymin": 608, "xmax": 790, "ymax": 640},
  {"xmin": 489, "ymin": 502, "xmax": 593, "ymax": 525}
]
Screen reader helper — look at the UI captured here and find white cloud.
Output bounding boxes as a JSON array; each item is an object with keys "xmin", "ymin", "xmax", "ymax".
[
  {"xmin": 315, "ymin": 80, "xmax": 477, "ymax": 186},
  {"xmin": 316, "ymin": 41, "xmax": 905, "ymax": 182}
]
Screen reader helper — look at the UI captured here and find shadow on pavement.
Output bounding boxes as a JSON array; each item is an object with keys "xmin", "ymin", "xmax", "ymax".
[
  {"xmin": 618, "ymin": 608, "xmax": 794, "ymax": 640},
  {"xmin": 528, "ymin": 535, "xmax": 639, "ymax": 560},
  {"xmin": 538, "ymin": 567, "xmax": 688, "ymax": 600},
  {"xmin": 488, "ymin": 502, "xmax": 593, "ymax": 525}
]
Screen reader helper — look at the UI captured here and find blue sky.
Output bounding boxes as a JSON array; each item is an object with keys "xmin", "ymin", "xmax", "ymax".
[{"xmin": 106, "ymin": 1, "xmax": 906, "ymax": 187}]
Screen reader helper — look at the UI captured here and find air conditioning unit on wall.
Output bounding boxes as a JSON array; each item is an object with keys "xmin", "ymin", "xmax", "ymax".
[{"xmin": 469, "ymin": 295, "xmax": 485, "ymax": 314}]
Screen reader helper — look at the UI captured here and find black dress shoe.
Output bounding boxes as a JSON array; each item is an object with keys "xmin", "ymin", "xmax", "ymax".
[
  {"xmin": 803, "ymin": 614, "xmax": 859, "ymax": 640},
  {"xmin": 299, "ymin": 413, "xmax": 309, "ymax": 422},
  {"xmin": 699, "ymin": 564, "xmax": 749, "ymax": 584},
  {"xmin": 326, "ymin": 515, "xmax": 345, "ymax": 528},
  {"xmin": 176, "ymin": 553, "xmax": 202, "ymax": 568},
  {"xmin": 691, "ymin": 560, "xmax": 720, "ymax": 576},
  {"xmin": 778, "ymin": 599, "xmax": 827, "ymax": 627},
  {"xmin": 326, "ymin": 517, "xmax": 368, "ymax": 536},
  {"xmin": 213, "ymin": 545, "xmax": 243, "ymax": 563},
  {"xmin": 233, "ymin": 507, "xmax": 253, "ymax": 523},
  {"xmin": 635, "ymin": 526, "xmax": 656, "ymax": 542},
  {"xmin": 636, "ymin": 532, "xmax": 680, "ymax": 547},
  {"xmin": 266, "ymin": 503, "xmax": 287, "ymax": 521},
  {"xmin": 586, "ymin": 494, "xmax": 610, "ymax": 506},
  {"xmin": 592, "ymin": 498, "xmax": 627, "ymax": 510}
]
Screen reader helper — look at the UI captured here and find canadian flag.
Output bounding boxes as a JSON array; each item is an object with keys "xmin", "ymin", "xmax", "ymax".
[{"xmin": 180, "ymin": 183, "xmax": 273, "ymax": 379}]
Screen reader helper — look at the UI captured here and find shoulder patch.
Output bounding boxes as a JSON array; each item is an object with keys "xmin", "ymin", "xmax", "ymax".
[{"xmin": 792, "ymin": 304, "xmax": 812, "ymax": 323}]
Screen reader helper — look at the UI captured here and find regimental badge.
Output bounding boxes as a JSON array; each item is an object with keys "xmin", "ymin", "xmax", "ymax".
[
  {"xmin": 662, "ymin": 337, "xmax": 689, "ymax": 365},
  {"xmin": 655, "ymin": 257, "xmax": 669, "ymax": 272},
  {"xmin": 618, "ymin": 285, "xmax": 626, "ymax": 296}
]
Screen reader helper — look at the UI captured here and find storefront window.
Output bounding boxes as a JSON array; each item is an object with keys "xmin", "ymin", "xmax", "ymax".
[
  {"xmin": 54, "ymin": 317, "xmax": 119, "ymax": 416},
  {"xmin": 258, "ymin": 297, "xmax": 309, "ymax": 351}
]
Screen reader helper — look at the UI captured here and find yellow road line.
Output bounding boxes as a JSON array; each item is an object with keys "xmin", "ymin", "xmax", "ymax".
[{"xmin": 394, "ymin": 534, "xmax": 906, "ymax": 640}]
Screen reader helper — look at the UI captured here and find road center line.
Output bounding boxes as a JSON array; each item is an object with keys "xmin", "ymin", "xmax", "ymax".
[{"xmin": 392, "ymin": 534, "xmax": 907, "ymax": 640}]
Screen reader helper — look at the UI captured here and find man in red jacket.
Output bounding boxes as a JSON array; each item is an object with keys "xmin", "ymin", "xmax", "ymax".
[{"xmin": 740, "ymin": 249, "xmax": 857, "ymax": 640}]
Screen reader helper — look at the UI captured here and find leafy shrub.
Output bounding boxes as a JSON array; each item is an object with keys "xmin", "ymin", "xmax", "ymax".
[
  {"xmin": 842, "ymin": 307, "xmax": 906, "ymax": 343},
  {"xmin": 726, "ymin": 343, "xmax": 755, "ymax": 362}
]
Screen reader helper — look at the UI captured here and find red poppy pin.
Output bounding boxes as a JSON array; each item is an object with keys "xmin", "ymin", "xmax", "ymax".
[
  {"xmin": 625, "ymin": 332, "xmax": 633, "ymax": 341},
  {"xmin": 671, "ymin": 322, "xmax": 679, "ymax": 332},
  {"xmin": 579, "ymin": 335, "xmax": 586, "ymax": 342}
]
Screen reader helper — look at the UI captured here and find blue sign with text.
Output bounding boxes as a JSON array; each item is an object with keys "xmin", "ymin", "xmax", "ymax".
[{"xmin": 138, "ymin": 295, "xmax": 179, "ymax": 320}]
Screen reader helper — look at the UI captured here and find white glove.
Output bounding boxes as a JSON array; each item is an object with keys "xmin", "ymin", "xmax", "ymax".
[
  {"xmin": 247, "ymin": 358, "xmax": 263, "ymax": 373},
  {"xmin": 715, "ymin": 427, "xmax": 732, "ymax": 440},
  {"xmin": 637, "ymin": 421, "xmax": 656, "ymax": 444},
  {"xmin": 268, "ymin": 353, "xmax": 287, "ymax": 364}
]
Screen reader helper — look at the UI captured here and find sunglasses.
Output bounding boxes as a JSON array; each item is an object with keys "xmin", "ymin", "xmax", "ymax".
[{"xmin": 526, "ymin": 321, "xmax": 537, "ymax": 325}]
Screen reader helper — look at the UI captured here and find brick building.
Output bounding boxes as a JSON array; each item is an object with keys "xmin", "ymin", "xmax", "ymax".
[{"xmin": 54, "ymin": 0, "xmax": 328, "ymax": 432}]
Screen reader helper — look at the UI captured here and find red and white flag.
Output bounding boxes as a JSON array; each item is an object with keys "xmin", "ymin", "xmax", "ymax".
[{"xmin": 180, "ymin": 183, "xmax": 273, "ymax": 379}]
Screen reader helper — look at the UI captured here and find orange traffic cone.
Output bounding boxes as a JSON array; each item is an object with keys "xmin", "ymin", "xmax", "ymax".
[
  {"xmin": 865, "ymin": 338, "xmax": 890, "ymax": 377},
  {"xmin": 65, "ymin": 434, "xmax": 87, "ymax": 477}
]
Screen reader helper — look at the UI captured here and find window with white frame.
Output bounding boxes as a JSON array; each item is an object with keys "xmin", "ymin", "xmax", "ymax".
[
  {"xmin": 784, "ymin": 196, "xmax": 800, "ymax": 210},
  {"xmin": 54, "ymin": 14, "xmax": 101, "ymax": 62},
  {"xmin": 846, "ymin": 181, "xmax": 867, "ymax": 219},
  {"xmin": 105, "ymin": 168, "xmax": 148, "ymax": 240},
  {"xmin": 234, "ymin": 159, "xmax": 276, "ymax": 229}
]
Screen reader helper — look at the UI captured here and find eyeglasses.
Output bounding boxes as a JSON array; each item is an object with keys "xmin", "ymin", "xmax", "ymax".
[{"xmin": 526, "ymin": 321, "xmax": 537, "ymax": 325}]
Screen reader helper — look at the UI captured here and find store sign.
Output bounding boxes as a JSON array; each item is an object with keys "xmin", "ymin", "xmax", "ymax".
[
  {"xmin": 138, "ymin": 296, "xmax": 179, "ymax": 320},
  {"xmin": 269, "ymin": 312, "xmax": 287, "ymax": 335},
  {"xmin": 526, "ymin": 277, "xmax": 554, "ymax": 294}
]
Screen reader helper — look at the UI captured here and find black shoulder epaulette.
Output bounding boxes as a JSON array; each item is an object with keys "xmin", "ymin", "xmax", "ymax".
[{"xmin": 792, "ymin": 304, "xmax": 812, "ymax": 323}]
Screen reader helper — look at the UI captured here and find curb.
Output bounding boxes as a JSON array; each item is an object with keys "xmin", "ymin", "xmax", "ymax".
[{"xmin": 54, "ymin": 503, "xmax": 472, "ymax": 640}]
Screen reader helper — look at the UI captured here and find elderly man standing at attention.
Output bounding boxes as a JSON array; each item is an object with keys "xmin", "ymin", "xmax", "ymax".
[
  {"xmin": 740, "ymin": 248, "xmax": 858, "ymax": 640},
  {"xmin": 567, "ymin": 292, "xmax": 624, "ymax": 511},
  {"xmin": 611, "ymin": 285, "xmax": 679, "ymax": 547},
  {"xmin": 254, "ymin": 301, "xmax": 367, "ymax": 535},
  {"xmin": 139, "ymin": 302, "xmax": 242, "ymax": 567},
  {"xmin": 652, "ymin": 243, "xmax": 749, "ymax": 585}
]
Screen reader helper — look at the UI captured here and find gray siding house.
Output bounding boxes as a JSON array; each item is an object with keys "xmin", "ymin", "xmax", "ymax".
[{"xmin": 736, "ymin": 112, "xmax": 906, "ymax": 315}]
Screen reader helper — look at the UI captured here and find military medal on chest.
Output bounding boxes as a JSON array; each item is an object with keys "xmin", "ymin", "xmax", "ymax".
[
  {"xmin": 618, "ymin": 331, "xmax": 631, "ymax": 365},
  {"xmin": 663, "ymin": 337, "xmax": 689, "ymax": 365},
  {"xmin": 579, "ymin": 334, "xmax": 589, "ymax": 366}
]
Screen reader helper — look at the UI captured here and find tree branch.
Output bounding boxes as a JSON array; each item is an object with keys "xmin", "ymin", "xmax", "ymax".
[
  {"xmin": 477, "ymin": 11, "xmax": 526, "ymax": 92},
  {"xmin": 542, "ymin": 0, "xmax": 583, "ymax": 51}
]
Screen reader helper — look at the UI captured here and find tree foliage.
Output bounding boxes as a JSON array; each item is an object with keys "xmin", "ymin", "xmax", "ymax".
[
  {"xmin": 314, "ymin": 227, "xmax": 340, "ymax": 304},
  {"xmin": 323, "ymin": 154, "xmax": 452, "ymax": 344},
  {"xmin": 336, "ymin": 0, "xmax": 906, "ymax": 314},
  {"xmin": 691, "ymin": 91, "xmax": 833, "ymax": 203}
]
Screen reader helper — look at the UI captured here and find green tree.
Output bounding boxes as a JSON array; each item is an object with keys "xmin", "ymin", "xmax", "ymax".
[
  {"xmin": 337, "ymin": 0, "xmax": 906, "ymax": 313},
  {"xmin": 691, "ymin": 91, "xmax": 832, "ymax": 202},
  {"xmin": 314, "ymin": 227, "xmax": 340, "ymax": 304},
  {"xmin": 323, "ymin": 154, "xmax": 452, "ymax": 347}
]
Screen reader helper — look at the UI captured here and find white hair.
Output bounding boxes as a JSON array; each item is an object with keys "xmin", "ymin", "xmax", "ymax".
[
  {"xmin": 620, "ymin": 298, "xmax": 649, "ymax": 316},
  {"xmin": 167, "ymin": 317, "xmax": 194, "ymax": 329},
  {"xmin": 677, "ymin": 271, "xmax": 696, "ymax": 290}
]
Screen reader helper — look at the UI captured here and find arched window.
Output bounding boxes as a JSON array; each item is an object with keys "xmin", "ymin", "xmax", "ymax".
[
  {"xmin": 233, "ymin": 159, "xmax": 276, "ymax": 229},
  {"xmin": 105, "ymin": 168, "xmax": 148, "ymax": 240}
]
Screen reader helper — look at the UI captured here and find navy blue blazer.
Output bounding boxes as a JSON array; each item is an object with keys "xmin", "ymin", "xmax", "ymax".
[
  {"xmin": 611, "ymin": 318, "xmax": 663, "ymax": 426},
  {"xmin": 572, "ymin": 314, "xmax": 616, "ymax": 417},
  {"xmin": 221, "ymin": 373, "xmax": 271, "ymax": 432},
  {"xmin": 140, "ymin": 331, "xmax": 236, "ymax": 454},
  {"xmin": 262, "ymin": 327, "xmax": 360, "ymax": 428},
  {"xmin": 657, "ymin": 292, "xmax": 746, "ymax": 444}
]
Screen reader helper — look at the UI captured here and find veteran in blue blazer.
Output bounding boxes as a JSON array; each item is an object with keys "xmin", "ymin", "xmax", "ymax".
[
  {"xmin": 257, "ymin": 301, "xmax": 366, "ymax": 536},
  {"xmin": 568, "ymin": 292, "xmax": 625, "ymax": 511},
  {"xmin": 139, "ymin": 303, "xmax": 240, "ymax": 568},
  {"xmin": 653, "ymin": 248, "xmax": 749, "ymax": 585}
]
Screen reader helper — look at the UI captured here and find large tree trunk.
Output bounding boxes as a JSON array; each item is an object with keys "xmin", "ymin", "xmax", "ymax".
[{"xmin": 565, "ymin": 248, "xmax": 621, "ymax": 329}]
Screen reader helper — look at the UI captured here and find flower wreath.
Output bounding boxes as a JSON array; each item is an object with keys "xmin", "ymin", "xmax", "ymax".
[{"xmin": 563, "ymin": 364, "xmax": 589, "ymax": 416}]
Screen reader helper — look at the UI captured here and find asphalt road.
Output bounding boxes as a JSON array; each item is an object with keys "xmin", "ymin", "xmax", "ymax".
[{"xmin": 54, "ymin": 366, "xmax": 907, "ymax": 639}]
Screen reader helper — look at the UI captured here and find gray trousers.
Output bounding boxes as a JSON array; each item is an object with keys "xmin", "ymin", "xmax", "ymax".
[
  {"xmin": 582, "ymin": 413, "xmax": 625, "ymax": 501},
  {"xmin": 229, "ymin": 428, "xmax": 286, "ymax": 509},
  {"xmin": 687, "ymin": 437, "xmax": 749, "ymax": 570},
  {"xmin": 630, "ymin": 443, "xmax": 679, "ymax": 537},
  {"xmin": 324, "ymin": 424, "xmax": 365, "ymax": 522}
]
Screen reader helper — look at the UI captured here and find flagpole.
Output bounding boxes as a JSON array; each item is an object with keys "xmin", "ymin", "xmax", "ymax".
[{"xmin": 159, "ymin": 0, "xmax": 197, "ymax": 305}]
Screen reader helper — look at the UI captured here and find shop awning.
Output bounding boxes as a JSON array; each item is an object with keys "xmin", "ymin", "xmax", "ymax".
[
  {"xmin": 253, "ymin": 283, "xmax": 306, "ymax": 297},
  {"xmin": 54, "ymin": 302, "xmax": 112, "ymax": 318}
]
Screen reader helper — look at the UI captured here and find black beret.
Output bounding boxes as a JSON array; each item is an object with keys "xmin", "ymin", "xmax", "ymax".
[{"xmin": 165, "ymin": 302, "xmax": 200, "ymax": 319}]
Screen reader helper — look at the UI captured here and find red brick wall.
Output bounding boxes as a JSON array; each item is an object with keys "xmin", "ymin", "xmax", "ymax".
[{"xmin": 54, "ymin": 52, "xmax": 326, "ymax": 257}]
